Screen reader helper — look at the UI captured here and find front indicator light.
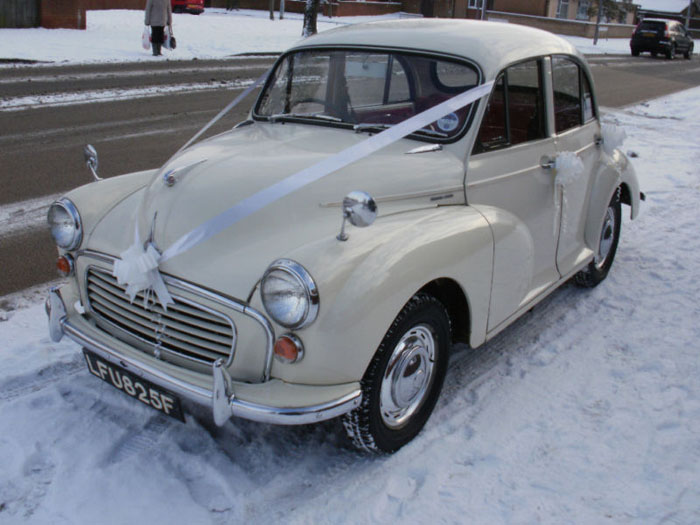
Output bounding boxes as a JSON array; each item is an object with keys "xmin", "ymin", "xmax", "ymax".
[
  {"xmin": 274, "ymin": 334, "xmax": 304, "ymax": 363},
  {"xmin": 56, "ymin": 255, "xmax": 74, "ymax": 277}
]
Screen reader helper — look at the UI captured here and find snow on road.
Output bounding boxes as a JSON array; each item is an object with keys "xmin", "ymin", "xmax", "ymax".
[
  {"xmin": 1, "ymin": 86, "xmax": 699, "ymax": 522},
  {"xmin": 0, "ymin": 8, "xmax": 674, "ymax": 66}
]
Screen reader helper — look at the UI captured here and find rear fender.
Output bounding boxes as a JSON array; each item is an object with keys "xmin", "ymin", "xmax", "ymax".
[{"xmin": 584, "ymin": 150, "xmax": 639, "ymax": 252}]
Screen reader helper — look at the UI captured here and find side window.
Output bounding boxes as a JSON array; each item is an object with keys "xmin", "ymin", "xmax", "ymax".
[
  {"xmin": 474, "ymin": 74, "xmax": 507, "ymax": 152},
  {"xmin": 473, "ymin": 59, "xmax": 545, "ymax": 154},
  {"xmin": 552, "ymin": 57, "xmax": 582, "ymax": 133},
  {"xmin": 507, "ymin": 60, "xmax": 546, "ymax": 146}
]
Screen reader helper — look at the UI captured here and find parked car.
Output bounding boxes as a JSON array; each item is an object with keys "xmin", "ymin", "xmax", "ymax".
[
  {"xmin": 171, "ymin": 0, "xmax": 203, "ymax": 14},
  {"xmin": 630, "ymin": 18, "xmax": 694, "ymax": 59},
  {"xmin": 46, "ymin": 19, "xmax": 641, "ymax": 453}
]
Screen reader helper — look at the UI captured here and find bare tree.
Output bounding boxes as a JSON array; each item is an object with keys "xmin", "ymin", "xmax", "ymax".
[
  {"xmin": 589, "ymin": 0, "xmax": 633, "ymax": 45},
  {"xmin": 302, "ymin": 0, "xmax": 321, "ymax": 37}
]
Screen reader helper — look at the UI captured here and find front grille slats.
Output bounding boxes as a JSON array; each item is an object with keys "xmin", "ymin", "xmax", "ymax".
[
  {"xmin": 86, "ymin": 268, "xmax": 236, "ymax": 369},
  {"xmin": 88, "ymin": 283, "xmax": 233, "ymax": 346},
  {"xmin": 87, "ymin": 274, "xmax": 231, "ymax": 331}
]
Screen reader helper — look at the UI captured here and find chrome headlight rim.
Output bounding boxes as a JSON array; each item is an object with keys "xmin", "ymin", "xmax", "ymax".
[
  {"xmin": 48, "ymin": 198, "xmax": 83, "ymax": 251},
  {"xmin": 261, "ymin": 259, "xmax": 319, "ymax": 330}
]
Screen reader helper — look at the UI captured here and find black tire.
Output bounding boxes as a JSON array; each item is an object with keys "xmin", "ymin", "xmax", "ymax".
[
  {"xmin": 631, "ymin": 48, "xmax": 640, "ymax": 57},
  {"xmin": 666, "ymin": 44, "xmax": 676, "ymax": 60},
  {"xmin": 575, "ymin": 189, "xmax": 621, "ymax": 288},
  {"xmin": 684, "ymin": 46, "xmax": 692, "ymax": 59},
  {"xmin": 342, "ymin": 294, "xmax": 450, "ymax": 453}
]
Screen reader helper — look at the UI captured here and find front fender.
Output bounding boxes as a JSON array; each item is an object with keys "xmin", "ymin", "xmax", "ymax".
[
  {"xmin": 61, "ymin": 169, "xmax": 156, "ymax": 251},
  {"xmin": 259, "ymin": 206, "xmax": 494, "ymax": 386},
  {"xmin": 584, "ymin": 150, "xmax": 640, "ymax": 252}
]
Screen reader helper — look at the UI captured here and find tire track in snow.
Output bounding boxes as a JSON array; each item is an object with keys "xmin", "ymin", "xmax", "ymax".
[
  {"xmin": 105, "ymin": 415, "xmax": 173, "ymax": 464},
  {"xmin": 0, "ymin": 357, "xmax": 84, "ymax": 404}
]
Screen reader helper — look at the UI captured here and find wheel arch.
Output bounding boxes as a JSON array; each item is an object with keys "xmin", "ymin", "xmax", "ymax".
[
  {"xmin": 418, "ymin": 277, "xmax": 470, "ymax": 346},
  {"xmin": 584, "ymin": 150, "xmax": 640, "ymax": 251}
]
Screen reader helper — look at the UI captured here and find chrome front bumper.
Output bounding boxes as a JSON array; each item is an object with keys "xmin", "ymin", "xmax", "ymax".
[{"xmin": 47, "ymin": 287, "xmax": 362, "ymax": 426}]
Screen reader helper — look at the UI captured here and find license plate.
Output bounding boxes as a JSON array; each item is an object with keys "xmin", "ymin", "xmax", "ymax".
[{"xmin": 83, "ymin": 349, "xmax": 185, "ymax": 421}]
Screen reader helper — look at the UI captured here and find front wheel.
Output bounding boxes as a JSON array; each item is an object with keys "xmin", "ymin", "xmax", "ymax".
[
  {"xmin": 575, "ymin": 189, "xmax": 621, "ymax": 288},
  {"xmin": 342, "ymin": 294, "xmax": 450, "ymax": 453},
  {"xmin": 667, "ymin": 44, "xmax": 676, "ymax": 60},
  {"xmin": 684, "ymin": 46, "xmax": 693, "ymax": 59},
  {"xmin": 631, "ymin": 48, "xmax": 640, "ymax": 57}
]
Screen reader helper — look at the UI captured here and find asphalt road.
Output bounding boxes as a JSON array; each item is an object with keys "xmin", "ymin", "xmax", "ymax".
[{"xmin": 1, "ymin": 53, "xmax": 699, "ymax": 296}]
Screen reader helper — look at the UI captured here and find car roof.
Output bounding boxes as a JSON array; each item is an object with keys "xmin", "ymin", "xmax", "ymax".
[
  {"xmin": 290, "ymin": 19, "xmax": 584, "ymax": 80},
  {"xmin": 640, "ymin": 18, "xmax": 674, "ymax": 24}
]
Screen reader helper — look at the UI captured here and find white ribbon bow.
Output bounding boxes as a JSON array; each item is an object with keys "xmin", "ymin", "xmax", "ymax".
[
  {"xmin": 601, "ymin": 123, "xmax": 627, "ymax": 157},
  {"xmin": 113, "ymin": 229, "xmax": 174, "ymax": 310},
  {"xmin": 553, "ymin": 151, "xmax": 585, "ymax": 235}
]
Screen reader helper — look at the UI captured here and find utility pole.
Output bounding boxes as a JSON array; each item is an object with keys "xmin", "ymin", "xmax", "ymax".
[
  {"xmin": 480, "ymin": 0, "xmax": 487, "ymax": 20},
  {"xmin": 280, "ymin": 0, "xmax": 285, "ymax": 19},
  {"xmin": 593, "ymin": 0, "xmax": 603, "ymax": 45},
  {"xmin": 686, "ymin": 0, "xmax": 693, "ymax": 28}
]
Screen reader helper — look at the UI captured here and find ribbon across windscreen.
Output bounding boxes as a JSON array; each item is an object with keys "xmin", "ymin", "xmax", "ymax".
[{"xmin": 114, "ymin": 80, "xmax": 495, "ymax": 309}]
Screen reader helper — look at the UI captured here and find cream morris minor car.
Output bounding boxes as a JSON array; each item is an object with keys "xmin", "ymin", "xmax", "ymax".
[{"xmin": 46, "ymin": 20, "xmax": 641, "ymax": 453}]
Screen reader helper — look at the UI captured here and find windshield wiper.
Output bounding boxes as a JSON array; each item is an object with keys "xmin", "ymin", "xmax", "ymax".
[
  {"xmin": 353, "ymin": 123, "xmax": 393, "ymax": 134},
  {"xmin": 353, "ymin": 122, "xmax": 449, "ymax": 139},
  {"xmin": 414, "ymin": 127, "xmax": 448, "ymax": 139},
  {"xmin": 268, "ymin": 113, "xmax": 343, "ymax": 123}
]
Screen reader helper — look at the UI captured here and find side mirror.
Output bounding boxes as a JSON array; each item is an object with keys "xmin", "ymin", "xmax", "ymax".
[
  {"xmin": 337, "ymin": 190, "xmax": 377, "ymax": 241},
  {"xmin": 84, "ymin": 144, "xmax": 101, "ymax": 181}
]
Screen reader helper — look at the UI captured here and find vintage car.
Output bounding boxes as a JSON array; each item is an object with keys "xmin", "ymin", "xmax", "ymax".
[
  {"xmin": 46, "ymin": 19, "xmax": 641, "ymax": 453},
  {"xmin": 171, "ymin": 0, "xmax": 204, "ymax": 15}
]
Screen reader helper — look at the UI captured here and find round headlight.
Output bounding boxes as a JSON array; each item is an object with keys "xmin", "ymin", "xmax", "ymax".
[
  {"xmin": 261, "ymin": 259, "xmax": 319, "ymax": 329},
  {"xmin": 47, "ymin": 198, "xmax": 82, "ymax": 250}
]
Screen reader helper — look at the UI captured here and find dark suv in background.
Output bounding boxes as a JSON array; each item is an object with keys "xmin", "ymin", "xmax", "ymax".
[{"xmin": 630, "ymin": 18, "xmax": 694, "ymax": 59}]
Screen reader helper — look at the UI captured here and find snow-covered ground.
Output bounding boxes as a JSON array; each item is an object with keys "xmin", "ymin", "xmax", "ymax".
[
  {"xmin": 0, "ymin": 8, "xmax": 666, "ymax": 65},
  {"xmin": 1, "ymin": 80, "xmax": 699, "ymax": 521}
]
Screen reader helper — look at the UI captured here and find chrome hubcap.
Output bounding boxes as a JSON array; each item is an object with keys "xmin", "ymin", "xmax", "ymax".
[
  {"xmin": 379, "ymin": 324, "xmax": 436, "ymax": 429},
  {"xmin": 595, "ymin": 206, "xmax": 616, "ymax": 269}
]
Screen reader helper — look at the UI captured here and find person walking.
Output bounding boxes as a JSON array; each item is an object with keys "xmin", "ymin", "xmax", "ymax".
[{"xmin": 145, "ymin": 0, "xmax": 172, "ymax": 56}]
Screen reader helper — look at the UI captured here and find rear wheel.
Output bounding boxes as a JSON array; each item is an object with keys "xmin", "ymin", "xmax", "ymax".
[
  {"xmin": 343, "ymin": 294, "xmax": 450, "ymax": 453},
  {"xmin": 575, "ymin": 189, "xmax": 621, "ymax": 288}
]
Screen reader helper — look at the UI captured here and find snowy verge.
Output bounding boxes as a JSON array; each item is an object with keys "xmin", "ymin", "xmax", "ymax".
[{"xmin": 1, "ymin": 8, "xmax": 686, "ymax": 66}]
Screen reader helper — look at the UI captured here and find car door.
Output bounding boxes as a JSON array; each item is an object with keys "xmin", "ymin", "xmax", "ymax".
[
  {"xmin": 467, "ymin": 58, "xmax": 561, "ymax": 332},
  {"xmin": 550, "ymin": 56, "xmax": 599, "ymax": 275}
]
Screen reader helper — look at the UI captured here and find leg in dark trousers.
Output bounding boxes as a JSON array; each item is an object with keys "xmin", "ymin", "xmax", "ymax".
[{"xmin": 151, "ymin": 26, "xmax": 164, "ymax": 56}]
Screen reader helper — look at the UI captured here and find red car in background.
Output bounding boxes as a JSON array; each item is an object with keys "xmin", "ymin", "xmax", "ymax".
[{"xmin": 171, "ymin": 0, "xmax": 204, "ymax": 14}]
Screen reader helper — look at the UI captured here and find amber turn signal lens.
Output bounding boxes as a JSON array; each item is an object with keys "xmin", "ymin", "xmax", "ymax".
[
  {"xmin": 56, "ymin": 255, "xmax": 74, "ymax": 277},
  {"xmin": 274, "ymin": 334, "xmax": 304, "ymax": 364}
]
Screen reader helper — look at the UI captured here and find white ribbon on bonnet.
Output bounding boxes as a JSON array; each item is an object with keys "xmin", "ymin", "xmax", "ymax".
[{"xmin": 112, "ymin": 79, "xmax": 495, "ymax": 310}]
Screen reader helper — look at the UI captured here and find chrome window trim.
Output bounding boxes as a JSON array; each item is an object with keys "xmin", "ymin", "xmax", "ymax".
[{"xmin": 77, "ymin": 250, "xmax": 276, "ymax": 382}]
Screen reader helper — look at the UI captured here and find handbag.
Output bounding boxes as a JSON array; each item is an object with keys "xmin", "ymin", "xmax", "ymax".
[
  {"xmin": 141, "ymin": 26, "xmax": 150, "ymax": 50},
  {"xmin": 164, "ymin": 27, "xmax": 177, "ymax": 50}
]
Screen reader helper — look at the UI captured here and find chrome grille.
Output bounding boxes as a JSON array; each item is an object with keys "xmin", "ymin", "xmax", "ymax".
[{"xmin": 85, "ymin": 268, "xmax": 235, "ymax": 368}]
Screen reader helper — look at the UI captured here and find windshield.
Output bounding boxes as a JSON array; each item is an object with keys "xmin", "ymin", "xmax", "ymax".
[{"xmin": 254, "ymin": 49, "xmax": 480, "ymax": 141}]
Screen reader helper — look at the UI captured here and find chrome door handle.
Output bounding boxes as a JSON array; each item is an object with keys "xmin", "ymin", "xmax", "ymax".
[{"xmin": 540, "ymin": 157, "xmax": 556, "ymax": 170}]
